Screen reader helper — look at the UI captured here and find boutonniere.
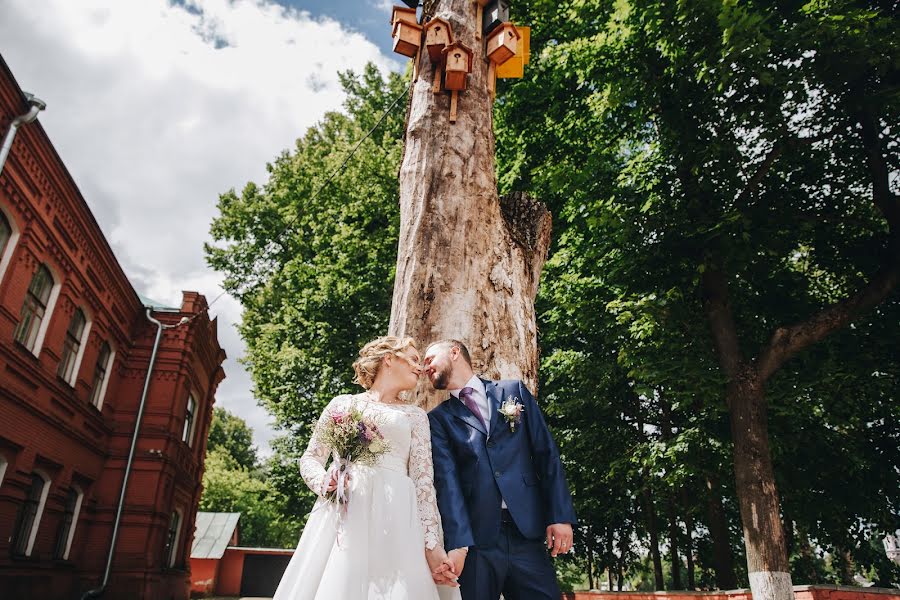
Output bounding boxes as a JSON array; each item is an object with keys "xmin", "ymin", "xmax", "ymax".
[{"xmin": 499, "ymin": 397, "xmax": 525, "ymax": 432}]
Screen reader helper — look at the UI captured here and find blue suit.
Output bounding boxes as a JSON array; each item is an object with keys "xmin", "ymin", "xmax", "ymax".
[{"xmin": 428, "ymin": 378, "xmax": 576, "ymax": 600}]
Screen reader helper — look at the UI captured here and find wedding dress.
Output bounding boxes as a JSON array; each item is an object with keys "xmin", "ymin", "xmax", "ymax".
[{"xmin": 273, "ymin": 394, "xmax": 461, "ymax": 600}]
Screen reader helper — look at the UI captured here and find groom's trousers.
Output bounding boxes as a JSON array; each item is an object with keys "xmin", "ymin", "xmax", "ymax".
[{"xmin": 458, "ymin": 510, "xmax": 561, "ymax": 600}]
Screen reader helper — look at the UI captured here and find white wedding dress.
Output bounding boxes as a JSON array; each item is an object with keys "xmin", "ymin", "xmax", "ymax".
[{"xmin": 273, "ymin": 394, "xmax": 461, "ymax": 600}]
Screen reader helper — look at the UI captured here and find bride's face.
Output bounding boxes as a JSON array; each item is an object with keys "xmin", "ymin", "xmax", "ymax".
[{"xmin": 390, "ymin": 347, "xmax": 422, "ymax": 391}]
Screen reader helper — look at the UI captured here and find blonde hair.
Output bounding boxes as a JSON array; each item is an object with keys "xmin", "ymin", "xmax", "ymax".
[{"xmin": 352, "ymin": 336, "xmax": 416, "ymax": 389}]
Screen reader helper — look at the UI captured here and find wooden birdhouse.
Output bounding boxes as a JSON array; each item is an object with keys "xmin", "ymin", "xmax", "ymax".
[
  {"xmin": 424, "ymin": 18, "xmax": 453, "ymax": 63},
  {"xmin": 442, "ymin": 43, "xmax": 474, "ymax": 91},
  {"xmin": 390, "ymin": 6, "xmax": 418, "ymax": 27},
  {"xmin": 486, "ymin": 22, "xmax": 520, "ymax": 65},
  {"xmin": 482, "ymin": 0, "xmax": 510, "ymax": 35},
  {"xmin": 392, "ymin": 20, "xmax": 423, "ymax": 58}
]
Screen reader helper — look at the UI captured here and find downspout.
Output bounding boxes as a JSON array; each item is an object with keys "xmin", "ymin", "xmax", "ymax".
[
  {"xmin": 81, "ymin": 309, "xmax": 165, "ymax": 600},
  {"xmin": 0, "ymin": 93, "xmax": 46, "ymax": 175}
]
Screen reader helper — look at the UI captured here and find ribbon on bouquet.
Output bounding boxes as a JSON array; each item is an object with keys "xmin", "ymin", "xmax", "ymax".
[{"xmin": 315, "ymin": 452, "xmax": 353, "ymax": 547}]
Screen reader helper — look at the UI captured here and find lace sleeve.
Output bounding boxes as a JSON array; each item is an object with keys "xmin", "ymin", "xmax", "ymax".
[
  {"xmin": 408, "ymin": 406, "xmax": 443, "ymax": 551},
  {"xmin": 298, "ymin": 396, "xmax": 343, "ymax": 497}
]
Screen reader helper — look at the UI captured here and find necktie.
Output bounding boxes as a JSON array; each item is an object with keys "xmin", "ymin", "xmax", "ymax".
[{"xmin": 459, "ymin": 387, "xmax": 487, "ymax": 430}]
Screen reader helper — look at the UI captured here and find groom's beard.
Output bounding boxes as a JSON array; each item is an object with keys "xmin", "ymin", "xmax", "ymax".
[{"xmin": 430, "ymin": 370, "xmax": 449, "ymax": 390}]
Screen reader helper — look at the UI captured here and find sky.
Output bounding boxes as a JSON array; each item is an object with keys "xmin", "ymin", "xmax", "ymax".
[{"xmin": 1, "ymin": 0, "xmax": 402, "ymax": 456}]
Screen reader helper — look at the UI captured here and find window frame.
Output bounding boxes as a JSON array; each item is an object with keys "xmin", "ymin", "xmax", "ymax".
[
  {"xmin": 182, "ymin": 393, "xmax": 197, "ymax": 447},
  {"xmin": 57, "ymin": 308, "xmax": 92, "ymax": 386},
  {"xmin": 163, "ymin": 508, "xmax": 183, "ymax": 567},
  {"xmin": 89, "ymin": 341, "xmax": 115, "ymax": 410},
  {"xmin": 14, "ymin": 264, "xmax": 61, "ymax": 357},
  {"xmin": 12, "ymin": 469, "xmax": 51, "ymax": 557},
  {"xmin": 0, "ymin": 455, "xmax": 7, "ymax": 489},
  {"xmin": 0, "ymin": 206, "xmax": 19, "ymax": 286},
  {"xmin": 53, "ymin": 484, "xmax": 83, "ymax": 560}
]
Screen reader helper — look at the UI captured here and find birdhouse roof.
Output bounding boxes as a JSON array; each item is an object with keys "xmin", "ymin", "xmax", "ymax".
[
  {"xmin": 487, "ymin": 21, "xmax": 521, "ymax": 41},
  {"xmin": 390, "ymin": 6, "xmax": 418, "ymax": 25},
  {"xmin": 424, "ymin": 17, "xmax": 454, "ymax": 39},
  {"xmin": 442, "ymin": 42, "xmax": 474, "ymax": 72}
]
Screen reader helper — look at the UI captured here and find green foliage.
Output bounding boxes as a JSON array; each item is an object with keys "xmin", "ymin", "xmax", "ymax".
[
  {"xmin": 207, "ymin": 406, "xmax": 258, "ymax": 471},
  {"xmin": 496, "ymin": 0, "xmax": 899, "ymax": 589}
]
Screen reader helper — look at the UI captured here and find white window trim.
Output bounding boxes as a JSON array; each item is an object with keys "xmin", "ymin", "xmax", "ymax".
[
  {"xmin": 183, "ymin": 393, "xmax": 198, "ymax": 447},
  {"xmin": 0, "ymin": 455, "xmax": 7, "ymax": 488},
  {"xmin": 65, "ymin": 312, "xmax": 92, "ymax": 386},
  {"xmin": 30, "ymin": 265, "xmax": 62, "ymax": 358},
  {"xmin": 25, "ymin": 469, "xmax": 51, "ymax": 557},
  {"xmin": 0, "ymin": 206, "xmax": 20, "ymax": 286},
  {"xmin": 168, "ymin": 508, "xmax": 183, "ymax": 567},
  {"xmin": 61, "ymin": 485, "xmax": 84, "ymax": 560},
  {"xmin": 92, "ymin": 345, "xmax": 115, "ymax": 411}
]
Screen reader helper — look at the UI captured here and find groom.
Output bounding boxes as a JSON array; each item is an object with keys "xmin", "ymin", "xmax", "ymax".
[{"xmin": 425, "ymin": 339, "xmax": 577, "ymax": 600}]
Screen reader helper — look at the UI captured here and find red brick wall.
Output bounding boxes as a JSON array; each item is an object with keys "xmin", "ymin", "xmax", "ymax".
[
  {"xmin": 563, "ymin": 587, "xmax": 900, "ymax": 600},
  {"xmin": 0, "ymin": 55, "xmax": 226, "ymax": 600}
]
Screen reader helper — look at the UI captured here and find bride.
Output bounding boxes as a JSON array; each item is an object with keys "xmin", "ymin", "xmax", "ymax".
[{"xmin": 273, "ymin": 336, "xmax": 462, "ymax": 600}]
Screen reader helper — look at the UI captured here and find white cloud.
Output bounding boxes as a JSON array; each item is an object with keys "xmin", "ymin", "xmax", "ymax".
[
  {"xmin": 1, "ymin": 0, "xmax": 399, "ymax": 456},
  {"xmin": 370, "ymin": 0, "xmax": 395, "ymax": 12}
]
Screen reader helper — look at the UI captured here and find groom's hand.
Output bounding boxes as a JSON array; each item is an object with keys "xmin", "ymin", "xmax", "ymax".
[
  {"xmin": 546, "ymin": 523, "xmax": 573, "ymax": 557},
  {"xmin": 446, "ymin": 548, "xmax": 468, "ymax": 578}
]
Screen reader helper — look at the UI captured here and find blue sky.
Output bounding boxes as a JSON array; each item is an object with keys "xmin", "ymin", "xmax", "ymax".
[{"xmin": 282, "ymin": 0, "xmax": 398, "ymax": 55}]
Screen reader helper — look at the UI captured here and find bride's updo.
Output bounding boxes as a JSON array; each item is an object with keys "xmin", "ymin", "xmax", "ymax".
[{"xmin": 352, "ymin": 336, "xmax": 416, "ymax": 389}]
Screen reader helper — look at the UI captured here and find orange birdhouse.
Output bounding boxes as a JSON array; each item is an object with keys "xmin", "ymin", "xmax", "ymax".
[
  {"xmin": 442, "ymin": 42, "xmax": 473, "ymax": 91},
  {"xmin": 390, "ymin": 6, "xmax": 418, "ymax": 27},
  {"xmin": 424, "ymin": 18, "xmax": 453, "ymax": 63},
  {"xmin": 486, "ymin": 22, "xmax": 520, "ymax": 65},
  {"xmin": 392, "ymin": 19, "xmax": 423, "ymax": 58}
]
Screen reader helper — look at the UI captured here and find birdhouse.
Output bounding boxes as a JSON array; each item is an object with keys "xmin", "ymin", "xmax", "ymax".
[
  {"xmin": 442, "ymin": 43, "xmax": 474, "ymax": 91},
  {"xmin": 482, "ymin": 0, "xmax": 510, "ymax": 35},
  {"xmin": 486, "ymin": 22, "xmax": 520, "ymax": 65},
  {"xmin": 424, "ymin": 18, "xmax": 453, "ymax": 63},
  {"xmin": 392, "ymin": 19, "xmax": 423, "ymax": 58},
  {"xmin": 390, "ymin": 6, "xmax": 418, "ymax": 27}
]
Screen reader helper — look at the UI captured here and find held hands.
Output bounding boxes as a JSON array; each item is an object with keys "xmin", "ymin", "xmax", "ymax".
[
  {"xmin": 426, "ymin": 547, "xmax": 460, "ymax": 587},
  {"xmin": 546, "ymin": 523, "xmax": 574, "ymax": 557}
]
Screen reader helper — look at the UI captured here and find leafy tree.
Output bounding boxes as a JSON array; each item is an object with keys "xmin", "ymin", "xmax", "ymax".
[{"xmin": 207, "ymin": 406, "xmax": 258, "ymax": 471}]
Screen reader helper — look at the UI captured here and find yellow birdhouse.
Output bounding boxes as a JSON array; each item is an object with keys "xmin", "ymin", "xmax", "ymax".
[
  {"xmin": 424, "ymin": 18, "xmax": 453, "ymax": 63},
  {"xmin": 442, "ymin": 43, "xmax": 474, "ymax": 91},
  {"xmin": 486, "ymin": 22, "xmax": 520, "ymax": 65}
]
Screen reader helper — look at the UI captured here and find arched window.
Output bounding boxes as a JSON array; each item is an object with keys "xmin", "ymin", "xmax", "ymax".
[
  {"xmin": 163, "ymin": 508, "xmax": 183, "ymax": 567},
  {"xmin": 11, "ymin": 470, "xmax": 51, "ymax": 556},
  {"xmin": 89, "ymin": 341, "xmax": 114, "ymax": 410},
  {"xmin": 14, "ymin": 264, "xmax": 60, "ymax": 355},
  {"xmin": 58, "ymin": 308, "xmax": 91, "ymax": 385},
  {"xmin": 182, "ymin": 394, "xmax": 197, "ymax": 447},
  {"xmin": 0, "ymin": 208, "xmax": 18, "ymax": 285},
  {"xmin": 53, "ymin": 485, "xmax": 84, "ymax": 560}
]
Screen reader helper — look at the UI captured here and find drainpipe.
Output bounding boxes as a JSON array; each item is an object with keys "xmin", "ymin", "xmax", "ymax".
[
  {"xmin": 0, "ymin": 93, "xmax": 46, "ymax": 175},
  {"xmin": 81, "ymin": 309, "xmax": 165, "ymax": 600}
]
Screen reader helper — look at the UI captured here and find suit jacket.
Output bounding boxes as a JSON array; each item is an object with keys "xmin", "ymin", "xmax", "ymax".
[{"xmin": 428, "ymin": 378, "xmax": 577, "ymax": 550}]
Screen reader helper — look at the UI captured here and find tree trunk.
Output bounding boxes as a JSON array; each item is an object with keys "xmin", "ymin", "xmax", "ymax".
[
  {"xmin": 705, "ymin": 475, "xmax": 739, "ymax": 589},
  {"xmin": 617, "ymin": 528, "xmax": 627, "ymax": 591},
  {"xmin": 727, "ymin": 375, "xmax": 794, "ymax": 600},
  {"xmin": 389, "ymin": 0, "xmax": 552, "ymax": 409},
  {"xmin": 586, "ymin": 531, "xmax": 595, "ymax": 590},
  {"xmin": 641, "ymin": 476, "xmax": 665, "ymax": 589},
  {"xmin": 668, "ymin": 497, "xmax": 683, "ymax": 589},
  {"xmin": 681, "ymin": 489, "xmax": 696, "ymax": 590}
]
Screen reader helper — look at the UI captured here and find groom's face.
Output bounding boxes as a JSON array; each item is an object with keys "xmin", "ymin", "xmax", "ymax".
[{"xmin": 424, "ymin": 344, "xmax": 456, "ymax": 390}]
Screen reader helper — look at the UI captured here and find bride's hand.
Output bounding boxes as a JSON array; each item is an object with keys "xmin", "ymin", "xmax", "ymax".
[
  {"xmin": 322, "ymin": 469, "xmax": 350, "ymax": 493},
  {"xmin": 426, "ymin": 547, "xmax": 459, "ymax": 587}
]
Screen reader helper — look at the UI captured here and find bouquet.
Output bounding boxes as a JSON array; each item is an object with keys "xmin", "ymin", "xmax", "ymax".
[{"xmin": 316, "ymin": 403, "xmax": 390, "ymax": 505}]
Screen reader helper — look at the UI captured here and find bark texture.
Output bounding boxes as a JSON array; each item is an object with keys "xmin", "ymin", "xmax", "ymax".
[{"xmin": 389, "ymin": 0, "xmax": 551, "ymax": 409}]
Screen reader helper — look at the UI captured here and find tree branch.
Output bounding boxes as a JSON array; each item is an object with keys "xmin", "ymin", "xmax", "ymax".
[{"xmin": 756, "ymin": 109, "xmax": 900, "ymax": 382}]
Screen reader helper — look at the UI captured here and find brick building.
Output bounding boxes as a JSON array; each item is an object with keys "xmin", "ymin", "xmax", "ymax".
[{"xmin": 0, "ymin": 54, "xmax": 226, "ymax": 599}]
